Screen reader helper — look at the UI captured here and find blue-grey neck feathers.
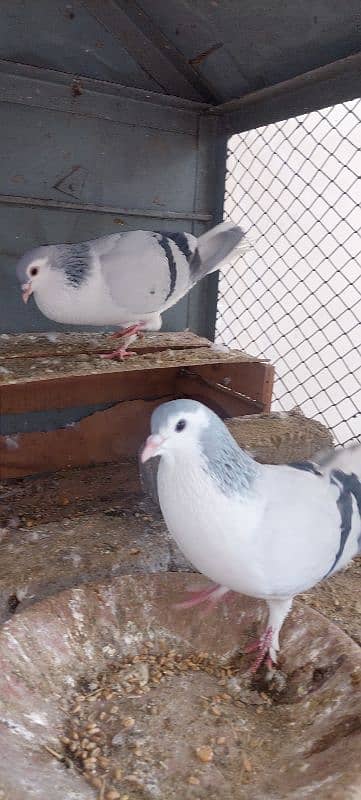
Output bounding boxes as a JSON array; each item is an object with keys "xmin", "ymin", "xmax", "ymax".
[
  {"xmin": 15, "ymin": 243, "xmax": 91, "ymax": 288},
  {"xmin": 199, "ymin": 413, "xmax": 258, "ymax": 497},
  {"xmin": 151, "ymin": 399, "xmax": 258, "ymax": 497},
  {"xmin": 53, "ymin": 242, "xmax": 91, "ymax": 287}
]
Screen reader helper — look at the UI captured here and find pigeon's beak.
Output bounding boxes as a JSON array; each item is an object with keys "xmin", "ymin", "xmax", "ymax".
[
  {"xmin": 21, "ymin": 281, "xmax": 33, "ymax": 304},
  {"xmin": 141, "ymin": 434, "xmax": 165, "ymax": 463}
]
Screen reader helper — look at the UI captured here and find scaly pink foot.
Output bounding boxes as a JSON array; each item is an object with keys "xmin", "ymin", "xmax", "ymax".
[
  {"xmin": 174, "ymin": 584, "xmax": 231, "ymax": 617},
  {"xmin": 101, "ymin": 322, "xmax": 146, "ymax": 359},
  {"xmin": 100, "ymin": 346, "xmax": 137, "ymax": 360},
  {"xmin": 244, "ymin": 626, "xmax": 275, "ymax": 673},
  {"xmin": 111, "ymin": 322, "xmax": 145, "ymax": 340}
]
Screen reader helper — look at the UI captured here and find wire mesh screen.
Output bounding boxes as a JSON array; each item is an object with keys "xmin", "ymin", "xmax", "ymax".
[{"xmin": 217, "ymin": 98, "xmax": 361, "ymax": 445}]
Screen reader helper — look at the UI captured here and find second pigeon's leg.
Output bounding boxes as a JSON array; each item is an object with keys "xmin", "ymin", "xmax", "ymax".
[
  {"xmin": 266, "ymin": 597, "xmax": 293, "ymax": 663},
  {"xmin": 245, "ymin": 626, "xmax": 274, "ymax": 672},
  {"xmin": 245, "ymin": 597, "xmax": 293, "ymax": 672}
]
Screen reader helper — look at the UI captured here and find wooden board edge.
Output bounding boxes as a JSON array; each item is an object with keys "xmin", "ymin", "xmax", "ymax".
[{"xmin": 0, "ymin": 396, "xmax": 173, "ymax": 479}]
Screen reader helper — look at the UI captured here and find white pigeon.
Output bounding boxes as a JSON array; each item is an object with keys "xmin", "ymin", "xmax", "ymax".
[
  {"xmin": 141, "ymin": 399, "xmax": 361, "ymax": 671},
  {"xmin": 15, "ymin": 222, "xmax": 248, "ymax": 358}
]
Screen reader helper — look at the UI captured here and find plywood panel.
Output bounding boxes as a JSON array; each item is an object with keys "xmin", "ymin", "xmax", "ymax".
[{"xmin": 0, "ymin": 397, "xmax": 171, "ymax": 478}]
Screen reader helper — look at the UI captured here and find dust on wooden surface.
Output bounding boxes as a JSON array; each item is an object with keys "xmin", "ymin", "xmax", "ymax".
[
  {"xmin": 0, "ymin": 331, "xmax": 211, "ymax": 360},
  {"xmin": 223, "ymin": 409, "xmax": 333, "ymax": 464},
  {"xmin": 0, "ymin": 346, "xmax": 263, "ymax": 385}
]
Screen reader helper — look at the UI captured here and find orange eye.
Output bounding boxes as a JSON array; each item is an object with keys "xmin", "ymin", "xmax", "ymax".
[{"xmin": 30, "ymin": 267, "xmax": 39, "ymax": 277}]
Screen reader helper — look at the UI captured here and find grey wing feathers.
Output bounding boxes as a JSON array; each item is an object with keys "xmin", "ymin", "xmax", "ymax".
[
  {"xmin": 97, "ymin": 230, "xmax": 196, "ymax": 315},
  {"xmin": 94, "ymin": 223, "xmax": 249, "ymax": 314}
]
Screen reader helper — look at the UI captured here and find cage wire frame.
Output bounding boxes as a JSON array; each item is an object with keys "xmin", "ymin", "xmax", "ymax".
[{"xmin": 217, "ymin": 97, "xmax": 361, "ymax": 446}]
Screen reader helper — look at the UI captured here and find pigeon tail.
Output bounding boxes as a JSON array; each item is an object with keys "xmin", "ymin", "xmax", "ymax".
[{"xmin": 189, "ymin": 221, "xmax": 251, "ymax": 281}]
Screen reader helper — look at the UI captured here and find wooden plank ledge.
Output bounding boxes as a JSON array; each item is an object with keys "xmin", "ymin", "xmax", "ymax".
[
  {"xmin": 0, "ymin": 331, "xmax": 211, "ymax": 360},
  {"xmin": 0, "ymin": 331, "xmax": 275, "ymax": 477}
]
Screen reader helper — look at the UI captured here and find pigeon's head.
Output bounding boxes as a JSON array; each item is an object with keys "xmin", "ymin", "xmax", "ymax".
[
  {"xmin": 141, "ymin": 399, "xmax": 223, "ymax": 463},
  {"xmin": 15, "ymin": 246, "xmax": 52, "ymax": 303}
]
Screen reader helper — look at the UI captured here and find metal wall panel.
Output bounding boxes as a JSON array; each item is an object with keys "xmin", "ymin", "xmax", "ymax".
[
  {"xmin": 0, "ymin": 0, "xmax": 161, "ymax": 90},
  {"xmin": 137, "ymin": 0, "xmax": 361, "ymax": 102}
]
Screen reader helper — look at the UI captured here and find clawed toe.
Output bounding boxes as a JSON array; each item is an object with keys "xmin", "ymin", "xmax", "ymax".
[
  {"xmin": 100, "ymin": 347, "xmax": 137, "ymax": 360},
  {"xmin": 244, "ymin": 626, "xmax": 275, "ymax": 673}
]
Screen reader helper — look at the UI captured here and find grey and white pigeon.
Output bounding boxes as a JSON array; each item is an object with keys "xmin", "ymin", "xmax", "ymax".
[
  {"xmin": 141, "ymin": 399, "xmax": 361, "ymax": 671},
  {"xmin": 15, "ymin": 222, "xmax": 248, "ymax": 358}
]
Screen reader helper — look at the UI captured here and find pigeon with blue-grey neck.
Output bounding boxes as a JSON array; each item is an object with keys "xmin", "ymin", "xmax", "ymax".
[
  {"xmin": 15, "ymin": 222, "xmax": 248, "ymax": 358},
  {"xmin": 141, "ymin": 399, "xmax": 361, "ymax": 671}
]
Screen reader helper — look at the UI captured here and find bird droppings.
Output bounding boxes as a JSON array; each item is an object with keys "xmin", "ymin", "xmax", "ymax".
[
  {"xmin": 44, "ymin": 332, "xmax": 59, "ymax": 343},
  {"xmin": 7, "ymin": 593, "xmax": 20, "ymax": 613},
  {"xmin": 4, "ymin": 435, "xmax": 19, "ymax": 450}
]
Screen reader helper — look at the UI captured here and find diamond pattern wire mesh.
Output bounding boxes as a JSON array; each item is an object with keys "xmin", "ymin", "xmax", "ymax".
[{"xmin": 216, "ymin": 98, "xmax": 361, "ymax": 445}]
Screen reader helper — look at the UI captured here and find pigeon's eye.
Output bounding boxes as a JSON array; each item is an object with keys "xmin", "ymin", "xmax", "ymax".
[
  {"xmin": 175, "ymin": 419, "xmax": 186, "ymax": 432},
  {"xmin": 29, "ymin": 266, "xmax": 39, "ymax": 277}
]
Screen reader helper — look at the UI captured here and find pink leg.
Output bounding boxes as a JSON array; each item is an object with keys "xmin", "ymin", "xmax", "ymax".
[
  {"xmin": 100, "ymin": 345, "xmax": 137, "ymax": 360},
  {"xmin": 110, "ymin": 322, "xmax": 145, "ymax": 340},
  {"xmin": 173, "ymin": 584, "xmax": 231, "ymax": 616},
  {"xmin": 244, "ymin": 626, "xmax": 275, "ymax": 673},
  {"xmin": 100, "ymin": 322, "xmax": 146, "ymax": 360}
]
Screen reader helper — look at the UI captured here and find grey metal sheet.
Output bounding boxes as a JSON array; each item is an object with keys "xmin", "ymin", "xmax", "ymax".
[
  {"xmin": 137, "ymin": 0, "xmax": 361, "ymax": 102},
  {"xmin": 81, "ymin": 0, "xmax": 208, "ymax": 101},
  {"xmin": 0, "ymin": 0, "xmax": 360, "ymax": 108},
  {"xmin": 0, "ymin": 106, "xmax": 198, "ymax": 214},
  {"xmin": 216, "ymin": 52, "xmax": 361, "ymax": 134},
  {"xmin": 0, "ymin": 61, "xmax": 205, "ymax": 135},
  {"xmin": 0, "ymin": 0, "xmax": 161, "ymax": 90}
]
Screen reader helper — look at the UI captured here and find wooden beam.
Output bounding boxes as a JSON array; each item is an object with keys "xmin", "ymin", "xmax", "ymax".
[
  {"xmin": 0, "ymin": 193, "xmax": 212, "ymax": 222},
  {"xmin": 0, "ymin": 331, "xmax": 211, "ymax": 360},
  {"xmin": 176, "ymin": 360, "xmax": 274, "ymax": 418},
  {"xmin": 106, "ymin": 0, "xmax": 218, "ymax": 103},
  {"xmin": 176, "ymin": 372, "xmax": 262, "ymax": 418},
  {"xmin": 211, "ymin": 52, "xmax": 361, "ymax": 134},
  {"xmin": 0, "ymin": 368, "xmax": 177, "ymax": 414},
  {"xmin": 0, "ymin": 336, "xmax": 270, "ymax": 414},
  {"xmin": 81, "ymin": 0, "xmax": 212, "ymax": 102},
  {"xmin": 0, "ymin": 60, "xmax": 206, "ymax": 135}
]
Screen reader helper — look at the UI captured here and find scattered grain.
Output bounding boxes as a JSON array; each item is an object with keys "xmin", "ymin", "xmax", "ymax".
[{"xmin": 196, "ymin": 745, "xmax": 214, "ymax": 763}]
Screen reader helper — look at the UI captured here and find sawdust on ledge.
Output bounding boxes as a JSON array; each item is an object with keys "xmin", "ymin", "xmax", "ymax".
[{"xmin": 0, "ymin": 347, "xmax": 263, "ymax": 384}]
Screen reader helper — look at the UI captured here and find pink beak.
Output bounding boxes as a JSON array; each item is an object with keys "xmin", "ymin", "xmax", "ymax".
[
  {"xmin": 141, "ymin": 434, "xmax": 165, "ymax": 463},
  {"xmin": 21, "ymin": 282, "xmax": 33, "ymax": 304}
]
